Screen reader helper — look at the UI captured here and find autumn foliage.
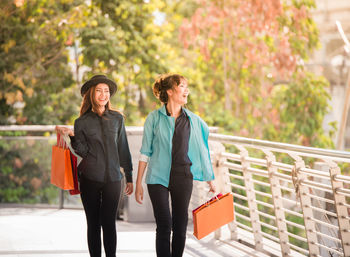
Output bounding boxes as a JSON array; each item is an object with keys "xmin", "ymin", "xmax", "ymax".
[
  {"xmin": 180, "ymin": 0, "xmax": 314, "ymax": 78},
  {"xmin": 178, "ymin": 0, "xmax": 331, "ymax": 148}
]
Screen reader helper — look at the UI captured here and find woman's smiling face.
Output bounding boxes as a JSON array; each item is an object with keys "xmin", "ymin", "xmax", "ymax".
[
  {"xmin": 94, "ymin": 83, "xmax": 110, "ymax": 107},
  {"xmin": 168, "ymin": 79, "xmax": 189, "ymax": 105}
]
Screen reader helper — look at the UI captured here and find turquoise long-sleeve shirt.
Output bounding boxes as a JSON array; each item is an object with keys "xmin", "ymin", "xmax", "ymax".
[{"xmin": 140, "ymin": 105, "xmax": 215, "ymax": 188}]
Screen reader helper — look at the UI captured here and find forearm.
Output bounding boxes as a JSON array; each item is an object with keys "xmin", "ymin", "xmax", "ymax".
[
  {"xmin": 207, "ymin": 180, "xmax": 216, "ymax": 193},
  {"xmin": 136, "ymin": 161, "xmax": 147, "ymax": 186}
]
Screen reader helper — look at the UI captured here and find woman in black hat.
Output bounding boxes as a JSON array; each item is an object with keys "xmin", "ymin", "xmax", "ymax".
[{"xmin": 56, "ymin": 75, "xmax": 133, "ymax": 257}]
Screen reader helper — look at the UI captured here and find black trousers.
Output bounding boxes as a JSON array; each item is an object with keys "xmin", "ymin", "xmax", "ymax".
[
  {"xmin": 147, "ymin": 166, "xmax": 193, "ymax": 257},
  {"xmin": 80, "ymin": 176, "xmax": 122, "ymax": 257}
]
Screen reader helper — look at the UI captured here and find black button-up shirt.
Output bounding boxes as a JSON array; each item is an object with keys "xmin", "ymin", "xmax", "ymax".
[
  {"xmin": 70, "ymin": 110, "xmax": 133, "ymax": 183},
  {"xmin": 166, "ymin": 106, "xmax": 192, "ymax": 168}
]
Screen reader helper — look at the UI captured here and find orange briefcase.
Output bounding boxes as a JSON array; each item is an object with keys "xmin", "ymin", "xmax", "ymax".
[
  {"xmin": 50, "ymin": 134, "xmax": 74, "ymax": 190},
  {"xmin": 192, "ymin": 192, "xmax": 234, "ymax": 240}
]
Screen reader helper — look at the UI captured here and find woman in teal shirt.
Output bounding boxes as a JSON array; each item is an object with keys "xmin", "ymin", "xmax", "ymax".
[{"xmin": 135, "ymin": 74, "xmax": 216, "ymax": 257}]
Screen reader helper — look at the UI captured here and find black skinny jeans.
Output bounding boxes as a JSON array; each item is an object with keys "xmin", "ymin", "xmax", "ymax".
[
  {"xmin": 147, "ymin": 166, "xmax": 193, "ymax": 257},
  {"xmin": 80, "ymin": 176, "xmax": 122, "ymax": 257}
]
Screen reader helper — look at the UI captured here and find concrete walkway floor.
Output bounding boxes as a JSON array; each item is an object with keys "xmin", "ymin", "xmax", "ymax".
[{"xmin": 0, "ymin": 207, "xmax": 266, "ymax": 257}]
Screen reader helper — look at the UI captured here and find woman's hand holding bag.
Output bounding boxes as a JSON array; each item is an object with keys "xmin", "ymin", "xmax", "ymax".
[{"xmin": 50, "ymin": 132, "xmax": 74, "ymax": 190}]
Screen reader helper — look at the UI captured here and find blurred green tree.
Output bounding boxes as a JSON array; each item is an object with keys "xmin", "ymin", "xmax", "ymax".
[
  {"xmin": 78, "ymin": 0, "xmax": 171, "ymax": 123},
  {"xmin": 0, "ymin": 0, "xmax": 79, "ymax": 125},
  {"xmin": 0, "ymin": 0, "xmax": 172, "ymax": 125}
]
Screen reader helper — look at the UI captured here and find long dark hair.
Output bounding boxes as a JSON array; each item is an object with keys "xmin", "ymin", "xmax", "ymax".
[{"xmin": 152, "ymin": 74, "xmax": 187, "ymax": 103}]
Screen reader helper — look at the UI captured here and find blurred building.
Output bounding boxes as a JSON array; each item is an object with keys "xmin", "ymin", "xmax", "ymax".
[{"xmin": 308, "ymin": 0, "xmax": 350, "ymax": 149}]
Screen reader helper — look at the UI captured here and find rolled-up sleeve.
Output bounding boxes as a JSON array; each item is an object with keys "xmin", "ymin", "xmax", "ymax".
[
  {"xmin": 140, "ymin": 114, "xmax": 154, "ymax": 157},
  {"xmin": 118, "ymin": 118, "xmax": 133, "ymax": 183},
  {"xmin": 139, "ymin": 153, "xmax": 149, "ymax": 163},
  {"xmin": 70, "ymin": 119, "xmax": 89, "ymax": 158}
]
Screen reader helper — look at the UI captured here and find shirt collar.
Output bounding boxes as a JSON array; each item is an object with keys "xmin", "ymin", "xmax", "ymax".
[
  {"xmin": 163, "ymin": 104, "xmax": 186, "ymax": 117},
  {"xmin": 89, "ymin": 109, "xmax": 110, "ymax": 117}
]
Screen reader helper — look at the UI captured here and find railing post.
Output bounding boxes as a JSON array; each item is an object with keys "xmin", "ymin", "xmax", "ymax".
[
  {"xmin": 59, "ymin": 189, "xmax": 64, "ymax": 209},
  {"xmin": 220, "ymin": 150, "xmax": 238, "ymax": 241},
  {"xmin": 292, "ymin": 157, "xmax": 319, "ymax": 256},
  {"xmin": 264, "ymin": 151, "xmax": 291, "ymax": 257},
  {"xmin": 210, "ymin": 141, "xmax": 237, "ymax": 240},
  {"xmin": 238, "ymin": 146, "xmax": 264, "ymax": 252},
  {"xmin": 328, "ymin": 161, "xmax": 350, "ymax": 256}
]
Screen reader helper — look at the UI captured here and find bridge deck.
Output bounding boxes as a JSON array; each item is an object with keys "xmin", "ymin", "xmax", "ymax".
[{"xmin": 0, "ymin": 207, "xmax": 269, "ymax": 257}]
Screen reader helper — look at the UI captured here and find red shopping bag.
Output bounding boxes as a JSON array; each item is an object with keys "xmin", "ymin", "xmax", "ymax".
[
  {"xmin": 50, "ymin": 134, "xmax": 74, "ymax": 190},
  {"xmin": 192, "ymin": 192, "xmax": 234, "ymax": 240},
  {"xmin": 69, "ymin": 152, "xmax": 80, "ymax": 195}
]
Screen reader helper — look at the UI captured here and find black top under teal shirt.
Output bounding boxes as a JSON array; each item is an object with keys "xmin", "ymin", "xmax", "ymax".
[{"xmin": 166, "ymin": 106, "xmax": 192, "ymax": 168}]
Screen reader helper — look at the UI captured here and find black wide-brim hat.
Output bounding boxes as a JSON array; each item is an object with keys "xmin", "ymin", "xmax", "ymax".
[{"xmin": 80, "ymin": 75, "xmax": 117, "ymax": 97}]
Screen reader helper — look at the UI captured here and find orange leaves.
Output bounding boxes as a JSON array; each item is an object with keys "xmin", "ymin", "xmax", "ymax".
[
  {"xmin": 271, "ymin": 37, "xmax": 297, "ymax": 78},
  {"xmin": 179, "ymin": 3, "xmax": 224, "ymax": 60},
  {"xmin": 179, "ymin": 19, "xmax": 192, "ymax": 49},
  {"xmin": 8, "ymin": 174, "xmax": 27, "ymax": 185},
  {"xmin": 14, "ymin": 157, "xmax": 23, "ymax": 169},
  {"xmin": 14, "ymin": 0, "xmax": 24, "ymax": 8},
  {"xmin": 179, "ymin": 0, "xmax": 313, "ymax": 78},
  {"xmin": 292, "ymin": 5, "xmax": 308, "ymax": 23},
  {"xmin": 244, "ymin": 0, "xmax": 282, "ymax": 34},
  {"xmin": 2, "ymin": 72, "xmax": 34, "ymax": 106},
  {"xmin": 30, "ymin": 178, "xmax": 42, "ymax": 190},
  {"xmin": 267, "ymin": 107, "xmax": 280, "ymax": 129},
  {"xmin": 25, "ymin": 88, "xmax": 34, "ymax": 98},
  {"xmin": 4, "ymin": 91, "xmax": 23, "ymax": 105},
  {"xmin": 65, "ymin": 33, "xmax": 74, "ymax": 46}
]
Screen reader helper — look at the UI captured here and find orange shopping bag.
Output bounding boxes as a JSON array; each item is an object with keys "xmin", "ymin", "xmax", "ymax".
[
  {"xmin": 50, "ymin": 134, "xmax": 74, "ymax": 190},
  {"xmin": 192, "ymin": 192, "xmax": 234, "ymax": 240}
]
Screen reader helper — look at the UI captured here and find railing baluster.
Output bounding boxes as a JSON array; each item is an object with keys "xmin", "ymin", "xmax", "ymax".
[
  {"xmin": 328, "ymin": 161, "xmax": 350, "ymax": 256},
  {"xmin": 293, "ymin": 158, "xmax": 320, "ymax": 256},
  {"xmin": 211, "ymin": 141, "xmax": 238, "ymax": 240},
  {"xmin": 238, "ymin": 146, "xmax": 264, "ymax": 252},
  {"xmin": 265, "ymin": 151, "xmax": 291, "ymax": 256}
]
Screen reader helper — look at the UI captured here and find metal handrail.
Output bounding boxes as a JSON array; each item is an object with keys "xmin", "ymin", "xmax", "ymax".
[
  {"xmin": 209, "ymin": 133, "xmax": 350, "ymax": 162},
  {"xmin": 0, "ymin": 125, "xmax": 144, "ymax": 135},
  {"xmin": 0, "ymin": 125, "xmax": 59, "ymax": 132},
  {"xmin": 4, "ymin": 125, "xmax": 349, "ymax": 161}
]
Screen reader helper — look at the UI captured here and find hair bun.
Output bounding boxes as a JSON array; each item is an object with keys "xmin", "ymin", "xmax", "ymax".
[
  {"xmin": 152, "ymin": 74, "xmax": 186, "ymax": 103},
  {"xmin": 153, "ymin": 80, "xmax": 161, "ymax": 98}
]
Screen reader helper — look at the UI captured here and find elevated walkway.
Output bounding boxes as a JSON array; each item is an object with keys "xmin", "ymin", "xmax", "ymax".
[
  {"xmin": 1, "ymin": 126, "xmax": 350, "ymax": 256},
  {"xmin": 0, "ymin": 207, "xmax": 268, "ymax": 257}
]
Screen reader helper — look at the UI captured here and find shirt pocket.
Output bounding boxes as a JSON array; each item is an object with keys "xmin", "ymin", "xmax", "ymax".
[
  {"xmin": 107, "ymin": 120, "xmax": 119, "ymax": 134},
  {"xmin": 108, "ymin": 127, "xmax": 119, "ymax": 141}
]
